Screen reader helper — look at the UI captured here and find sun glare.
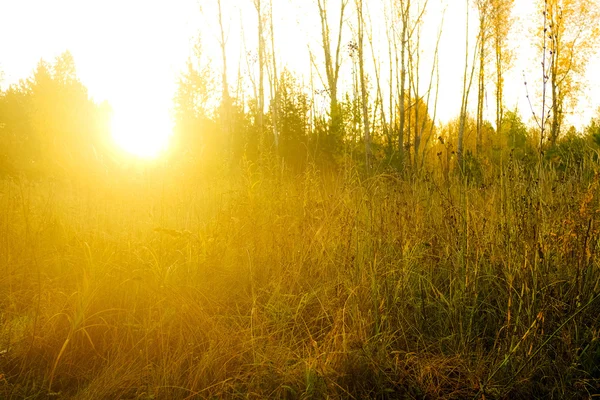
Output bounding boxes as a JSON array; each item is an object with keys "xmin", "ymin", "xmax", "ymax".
[{"xmin": 111, "ymin": 109, "xmax": 172, "ymax": 159}]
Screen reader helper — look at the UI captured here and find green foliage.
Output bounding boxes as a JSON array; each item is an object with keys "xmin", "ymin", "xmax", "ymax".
[
  {"xmin": 172, "ymin": 60, "xmax": 216, "ymax": 160},
  {"xmin": 502, "ymin": 110, "xmax": 528, "ymax": 150},
  {"xmin": 462, "ymin": 149, "xmax": 485, "ymax": 183},
  {"xmin": 272, "ymin": 69, "xmax": 310, "ymax": 171},
  {"xmin": 545, "ymin": 127, "xmax": 592, "ymax": 174},
  {"xmin": 0, "ymin": 85, "xmax": 34, "ymax": 175},
  {"xmin": 585, "ymin": 109, "xmax": 600, "ymax": 146},
  {"xmin": 0, "ymin": 52, "xmax": 110, "ymax": 180},
  {"xmin": 309, "ymin": 115, "xmax": 345, "ymax": 169}
]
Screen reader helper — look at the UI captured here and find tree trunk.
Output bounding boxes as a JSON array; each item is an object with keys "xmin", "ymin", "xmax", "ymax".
[
  {"xmin": 269, "ymin": 0, "xmax": 279, "ymax": 150},
  {"xmin": 550, "ymin": 35, "xmax": 560, "ymax": 146},
  {"xmin": 356, "ymin": 0, "xmax": 371, "ymax": 168},
  {"xmin": 217, "ymin": 0, "xmax": 231, "ymax": 152},
  {"xmin": 476, "ymin": 8, "xmax": 486, "ymax": 155},
  {"xmin": 317, "ymin": 0, "xmax": 348, "ymax": 140},
  {"xmin": 495, "ymin": 32, "xmax": 503, "ymax": 136},
  {"xmin": 255, "ymin": 0, "xmax": 265, "ymax": 145},
  {"xmin": 398, "ymin": 0, "xmax": 410, "ymax": 166},
  {"xmin": 458, "ymin": 0, "xmax": 478, "ymax": 170}
]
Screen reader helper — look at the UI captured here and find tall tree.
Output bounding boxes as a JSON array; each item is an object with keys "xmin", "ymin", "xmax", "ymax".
[
  {"xmin": 390, "ymin": 0, "xmax": 428, "ymax": 168},
  {"xmin": 216, "ymin": 0, "xmax": 232, "ymax": 151},
  {"xmin": 457, "ymin": 0, "xmax": 480, "ymax": 169},
  {"xmin": 173, "ymin": 41, "xmax": 215, "ymax": 159},
  {"xmin": 490, "ymin": 0, "xmax": 514, "ymax": 138},
  {"xmin": 398, "ymin": 0, "xmax": 411, "ymax": 165},
  {"xmin": 538, "ymin": 0, "xmax": 600, "ymax": 145},
  {"xmin": 368, "ymin": 4, "xmax": 390, "ymax": 156},
  {"xmin": 406, "ymin": 0, "xmax": 436, "ymax": 170},
  {"xmin": 316, "ymin": 0, "xmax": 349, "ymax": 141},
  {"xmin": 415, "ymin": 8, "xmax": 443, "ymax": 171},
  {"xmin": 384, "ymin": 0, "xmax": 397, "ymax": 156},
  {"xmin": 355, "ymin": 0, "xmax": 372, "ymax": 167},
  {"xmin": 268, "ymin": 0, "xmax": 279, "ymax": 150},
  {"xmin": 276, "ymin": 69, "xmax": 310, "ymax": 170},
  {"xmin": 253, "ymin": 0, "xmax": 266, "ymax": 143},
  {"xmin": 0, "ymin": 53, "xmax": 108, "ymax": 178},
  {"xmin": 475, "ymin": 0, "xmax": 491, "ymax": 155}
]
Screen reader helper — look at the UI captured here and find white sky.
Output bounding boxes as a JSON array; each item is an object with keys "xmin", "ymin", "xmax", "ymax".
[
  {"xmin": 1, "ymin": 0, "xmax": 599, "ymax": 147},
  {"xmin": 0, "ymin": 0, "xmax": 197, "ymax": 111}
]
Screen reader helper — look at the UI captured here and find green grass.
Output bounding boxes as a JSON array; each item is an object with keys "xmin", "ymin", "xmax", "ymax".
[{"xmin": 1, "ymin": 160, "xmax": 600, "ymax": 399}]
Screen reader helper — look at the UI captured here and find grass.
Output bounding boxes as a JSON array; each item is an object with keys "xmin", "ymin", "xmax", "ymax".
[{"xmin": 1, "ymin": 158, "xmax": 600, "ymax": 399}]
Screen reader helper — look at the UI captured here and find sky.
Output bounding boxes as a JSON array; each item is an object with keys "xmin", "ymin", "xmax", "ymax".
[
  {"xmin": 0, "ymin": 0, "xmax": 200, "ymax": 155},
  {"xmin": 1, "ymin": 0, "xmax": 599, "ymax": 156}
]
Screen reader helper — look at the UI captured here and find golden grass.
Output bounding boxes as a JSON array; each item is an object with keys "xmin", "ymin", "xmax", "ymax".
[{"xmin": 1, "ymin": 160, "xmax": 600, "ymax": 399}]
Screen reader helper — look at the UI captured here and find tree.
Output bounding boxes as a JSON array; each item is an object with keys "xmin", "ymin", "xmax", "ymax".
[
  {"xmin": 502, "ymin": 110, "xmax": 528, "ymax": 151},
  {"xmin": 475, "ymin": 0, "xmax": 491, "ymax": 155},
  {"xmin": 29, "ymin": 55, "xmax": 95, "ymax": 174},
  {"xmin": 173, "ymin": 53, "xmax": 215, "ymax": 160},
  {"xmin": 537, "ymin": 0, "xmax": 600, "ymax": 145},
  {"xmin": 253, "ymin": 0, "xmax": 266, "ymax": 145},
  {"xmin": 268, "ymin": 0, "xmax": 279, "ymax": 150},
  {"xmin": 457, "ymin": 0, "xmax": 480, "ymax": 169},
  {"xmin": 216, "ymin": 0, "xmax": 233, "ymax": 154},
  {"xmin": 316, "ymin": 0, "xmax": 349, "ymax": 143},
  {"xmin": 354, "ymin": 0, "xmax": 372, "ymax": 168},
  {"xmin": 398, "ymin": 0, "xmax": 411, "ymax": 165},
  {"xmin": 405, "ymin": 95, "xmax": 436, "ymax": 170},
  {"xmin": 0, "ymin": 53, "xmax": 109, "ymax": 179},
  {"xmin": 585, "ymin": 107, "xmax": 600, "ymax": 146},
  {"xmin": 489, "ymin": 0, "xmax": 514, "ymax": 138},
  {"xmin": 0, "ymin": 83, "xmax": 34, "ymax": 174},
  {"xmin": 406, "ymin": 0, "xmax": 442, "ymax": 172},
  {"xmin": 273, "ymin": 69, "xmax": 310, "ymax": 170},
  {"xmin": 389, "ymin": 0, "xmax": 438, "ymax": 170},
  {"xmin": 369, "ymin": 2, "xmax": 391, "ymax": 158}
]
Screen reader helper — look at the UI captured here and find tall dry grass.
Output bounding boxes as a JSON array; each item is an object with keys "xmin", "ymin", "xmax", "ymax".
[{"xmin": 1, "ymin": 158, "xmax": 600, "ymax": 399}]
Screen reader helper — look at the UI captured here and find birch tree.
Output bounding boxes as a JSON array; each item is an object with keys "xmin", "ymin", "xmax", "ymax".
[
  {"xmin": 457, "ymin": 0, "xmax": 480, "ymax": 169},
  {"xmin": 490, "ymin": 0, "xmax": 514, "ymax": 137},
  {"xmin": 316, "ymin": 0, "xmax": 349, "ymax": 140},
  {"xmin": 355, "ymin": 0, "xmax": 372, "ymax": 167},
  {"xmin": 538, "ymin": 0, "xmax": 600, "ymax": 145},
  {"xmin": 398, "ymin": 0, "xmax": 411, "ymax": 165},
  {"xmin": 216, "ymin": 0, "xmax": 232, "ymax": 149},
  {"xmin": 475, "ymin": 0, "xmax": 491, "ymax": 155},
  {"xmin": 268, "ymin": 0, "xmax": 279, "ymax": 149},
  {"xmin": 253, "ymin": 0, "xmax": 266, "ymax": 142}
]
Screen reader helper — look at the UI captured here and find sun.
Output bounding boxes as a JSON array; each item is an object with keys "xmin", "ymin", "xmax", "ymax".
[{"xmin": 110, "ymin": 108, "xmax": 173, "ymax": 159}]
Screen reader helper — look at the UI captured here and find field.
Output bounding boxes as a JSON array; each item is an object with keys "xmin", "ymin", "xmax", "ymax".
[{"xmin": 1, "ymin": 160, "xmax": 600, "ymax": 399}]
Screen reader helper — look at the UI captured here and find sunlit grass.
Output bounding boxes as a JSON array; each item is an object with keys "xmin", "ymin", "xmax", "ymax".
[{"xmin": 1, "ymin": 161, "xmax": 600, "ymax": 398}]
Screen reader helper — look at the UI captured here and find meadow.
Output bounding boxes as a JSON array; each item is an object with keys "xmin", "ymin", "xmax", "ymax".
[{"xmin": 1, "ymin": 156, "xmax": 599, "ymax": 399}]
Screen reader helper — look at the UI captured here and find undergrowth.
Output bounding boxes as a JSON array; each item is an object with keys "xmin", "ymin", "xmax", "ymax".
[{"xmin": 1, "ymin": 159, "xmax": 600, "ymax": 399}]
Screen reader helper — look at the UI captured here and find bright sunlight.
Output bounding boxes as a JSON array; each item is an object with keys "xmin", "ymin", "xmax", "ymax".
[{"xmin": 110, "ymin": 108, "xmax": 172, "ymax": 158}]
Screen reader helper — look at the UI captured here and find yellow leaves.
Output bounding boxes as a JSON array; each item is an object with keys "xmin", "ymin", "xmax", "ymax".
[{"xmin": 533, "ymin": 0, "xmax": 600, "ymax": 137}]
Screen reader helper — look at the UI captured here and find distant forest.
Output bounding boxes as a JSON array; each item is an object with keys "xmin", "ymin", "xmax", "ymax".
[{"xmin": 1, "ymin": 0, "xmax": 600, "ymax": 182}]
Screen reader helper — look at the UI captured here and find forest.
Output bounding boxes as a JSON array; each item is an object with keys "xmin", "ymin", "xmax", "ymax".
[{"xmin": 1, "ymin": 0, "xmax": 600, "ymax": 398}]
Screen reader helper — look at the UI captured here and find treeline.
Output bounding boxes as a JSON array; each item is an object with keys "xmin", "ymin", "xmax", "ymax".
[
  {"xmin": 166, "ymin": 0, "xmax": 600, "ymax": 180},
  {"xmin": 0, "ymin": 52, "xmax": 112, "ymax": 181},
  {"xmin": 1, "ymin": 0, "xmax": 600, "ymax": 183},
  {"xmin": 0, "ymin": 51, "xmax": 599, "ymax": 184}
]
